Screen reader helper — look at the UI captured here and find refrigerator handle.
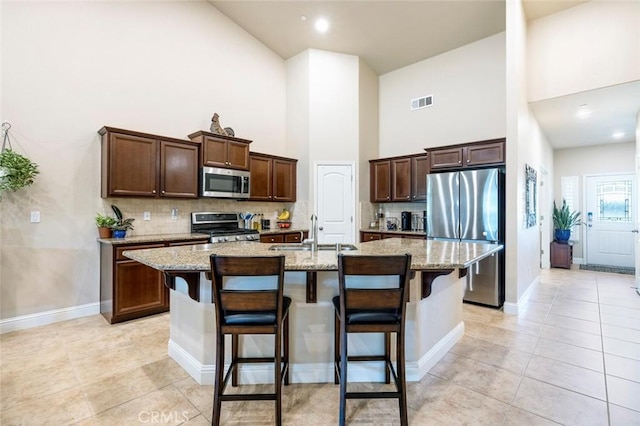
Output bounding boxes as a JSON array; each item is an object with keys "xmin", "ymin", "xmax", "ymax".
[{"xmin": 468, "ymin": 267, "xmax": 473, "ymax": 292}]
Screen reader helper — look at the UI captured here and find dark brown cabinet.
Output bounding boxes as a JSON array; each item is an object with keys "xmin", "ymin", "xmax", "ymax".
[
  {"xmin": 429, "ymin": 139, "xmax": 505, "ymax": 171},
  {"xmin": 249, "ymin": 153, "xmax": 297, "ymax": 202},
  {"xmin": 99, "ymin": 127, "xmax": 199, "ymax": 199},
  {"xmin": 100, "ymin": 238, "xmax": 208, "ymax": 324},
  {"xmin": 550, "ymin": 242, "xmax": 573, "ymax": 269},
  {"xmin": 370, "ymin": 154, "xmax": 429, "ymax": 203},
  {"xmin": 188, "ymin": 131, "xmax": 251, "ymax": 170},
  {"xmin": 360, "ymin": 231, "xmax": 425, "ymax": 242},
  {"xmin": 259, "ymin": 231, "xmax": 307, "ymax": 244}
]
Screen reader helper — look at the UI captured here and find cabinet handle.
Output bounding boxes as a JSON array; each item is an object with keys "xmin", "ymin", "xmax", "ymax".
[
  {"xmin": 406, "ymin": 196, "xmax": 410, "ymax": 199},
  {"xmin": 458, "ymin": 160, "xmax": 462, "ymax": 164},
  {"xmin": 467, "ymin": 159, "xmax": 470, "ymax": 163},
  {"xmin": 152, "ymin": 190, "xmax": 156, "ymax": 194},
  {"xmin": 162, "ymin": 190, "xmax": 165, "ymax": 194}
]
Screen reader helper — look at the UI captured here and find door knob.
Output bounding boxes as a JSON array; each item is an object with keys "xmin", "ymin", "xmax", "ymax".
[{"xmin": 319, "ymin": 226, "xmax": 324, "ymax": 231}]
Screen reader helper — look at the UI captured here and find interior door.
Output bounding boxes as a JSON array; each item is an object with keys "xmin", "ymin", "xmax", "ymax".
[
  {"xmin": 316, "ymin": 163, "xmax": 355, "ymax": 244},
  {"xmin": 585, "ymin": 174, "xmax": 636, "ymax": 267}
]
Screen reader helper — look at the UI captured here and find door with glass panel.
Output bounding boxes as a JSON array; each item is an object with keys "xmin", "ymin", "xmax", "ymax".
[{"xmin": 585, "ymin": 174, "xmax": 636, "ymax": 267}]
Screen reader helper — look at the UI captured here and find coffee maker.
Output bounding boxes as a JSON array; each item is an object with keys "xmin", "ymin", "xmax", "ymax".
[{"xmin": 401, "ymin": 211, "xmax": 412, "ymax": 231}]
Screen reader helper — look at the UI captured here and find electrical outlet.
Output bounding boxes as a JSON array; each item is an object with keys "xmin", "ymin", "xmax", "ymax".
[
  {"xmin": 143, "ymin": 211, "xmax": 151, "ymax": 221},
  {"xmin": 171, "ymin": 208, "xmax": 178, "ymax": 219},
  {"xmin": 30, "ymin": 211, "xmax": 40, "ymax": 223}
]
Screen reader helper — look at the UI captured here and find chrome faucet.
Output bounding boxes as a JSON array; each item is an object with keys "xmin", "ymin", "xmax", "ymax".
[{"xmin": 303, "ymin": 214, "xmax": 318, "ymax": 252}]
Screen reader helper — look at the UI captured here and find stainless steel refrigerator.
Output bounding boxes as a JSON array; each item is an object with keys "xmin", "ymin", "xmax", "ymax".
[{"xmin": 426, "ymin": 168, "xmax": 505, "ymax": 307}]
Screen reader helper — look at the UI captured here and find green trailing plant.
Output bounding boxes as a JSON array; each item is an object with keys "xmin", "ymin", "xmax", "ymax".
[
  {"xmin": 552, "ymin": 199, "xmax": 582, "ymax": 230},
  {"xmin": 0, "ymin": 149, "xmax": 39, "ymax": 197},
  {"xmin": 95, "ymin": 213, "xmax": 117, "ymax": 228},
  {"xmin": 110, "ymin": 204, "xmax": 135, "ymax": 231}
]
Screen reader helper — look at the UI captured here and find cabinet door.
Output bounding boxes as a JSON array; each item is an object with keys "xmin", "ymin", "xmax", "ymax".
[
  {"xmin": 260, "ymin": 234, "xmax": 285, "ymax": 243},
  {"xmin": 226, "ymin": 140, "xmax": 250, "ymax": 170},
  {"xmin": 285, "ymin": 232, "xmax": 307, "ymax": 243},
  {"xmin": 107, "ymin": 133, "xmax": 158, "ymax": 197},
  {"xmin": 249, "ymin": 154, "xmax": 272, "ymax": 201},
  {"xmin": 370, "ymin": 160, "xmax": 391, "ymax": 202},
  {"xmin": 113, "ymin": 260, "xmax": 167, "ymax": 321},
  {"xmin": 429, "ymin": 147, "xmax": 463, "ymax": 170},
  {"xmin": 202, "ymin": 137, "xmax": 227, "ymax": 168},
  {"xmin": 392, "ymin": 158, "xmax": 412, "ymax": 201},
  {"xmin": 160, "ymin": 141, "xmax": 199, "ymax": 198},
  {"xmin": 411, "ymin": 155, "xmax": 429, "ymax": 201},
  {"xmin": 465, "ymin": 141, "xmax": 505, "ymax": 166},
  {"xmin": 273, "ymin": 159, "xmax": 296, "ymax": 202}
]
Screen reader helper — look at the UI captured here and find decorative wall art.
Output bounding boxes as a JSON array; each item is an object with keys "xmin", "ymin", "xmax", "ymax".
[{"xmin": 525, "ymin": 164, "xmax": 537, "ymax": 228}]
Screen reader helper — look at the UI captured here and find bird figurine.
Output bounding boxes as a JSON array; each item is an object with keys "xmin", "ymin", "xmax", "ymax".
[{"xmin": 210, "ymin": 113, "xmax": 229, "ymax": 136}]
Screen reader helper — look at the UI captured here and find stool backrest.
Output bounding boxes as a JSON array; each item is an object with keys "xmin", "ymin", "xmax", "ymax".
[
  {"xmin": 337, "ymin": 254, "xmax": 412, "ymax": 312},
  {"xmin": 210, "ymin": 255, "xmax": 286, "ymax": 325}
]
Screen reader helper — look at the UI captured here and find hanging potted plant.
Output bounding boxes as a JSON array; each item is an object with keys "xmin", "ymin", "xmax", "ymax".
[
  {"xmin": 0, "ymin": 123, "xmax": 39, "ymax": 200},
  {"xmin": 552, "ymin": 199, "xmax": 583, "ymax": 244},
  {"xmin": 110, "ymin": 204, "xmax": 135, "ymax": 239},
  {"xmin": 95, "ymin": 213, "xmax": 117, "ymax": 238}
]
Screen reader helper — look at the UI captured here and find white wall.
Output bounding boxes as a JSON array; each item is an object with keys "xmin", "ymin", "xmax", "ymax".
[
  {"xmin": 554, "ymin": 142, "xmax": 636, "ymax": 260},
  {"xmin": 0, "ymin": 1, "xmax": 287, "ymax": 319},
  {"xmin": 379, "ymin": 33, "xmax": 506, "ymax": 156},
  {"xmin": 528, "ymin": 0, "xmax": 640, "ymax": 102}
]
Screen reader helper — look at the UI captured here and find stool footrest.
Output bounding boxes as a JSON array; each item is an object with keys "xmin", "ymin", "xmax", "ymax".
[
  {"xmin": 220, "ymin": 393, "xmax": 277, "ymax": 402},
  {"xmin": 345, "ymin": 391, "xmax": 402, "ymax": 400}
]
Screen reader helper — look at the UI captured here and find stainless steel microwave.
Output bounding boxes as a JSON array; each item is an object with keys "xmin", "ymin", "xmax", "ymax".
[{"xmin": 200, "ymin": 166, "xmax": 250, "ymax": 199}]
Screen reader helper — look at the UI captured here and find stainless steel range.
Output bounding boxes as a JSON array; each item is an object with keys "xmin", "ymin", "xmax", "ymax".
[{"xmin": 191, "ymin": 212, "xmax": 259, "ymax": 243}]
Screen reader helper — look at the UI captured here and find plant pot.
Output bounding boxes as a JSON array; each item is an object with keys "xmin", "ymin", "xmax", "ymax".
[
  {"xmin": 554, "ymin": 229, "xmax": 571, "ymax": 244},
  {"xmin": 112, "ymin": 229, "xmax": 127, "ymax": 239},
  {"xmin": 98, "ymin": 226, "xmax": 112, "ymax": 238}
]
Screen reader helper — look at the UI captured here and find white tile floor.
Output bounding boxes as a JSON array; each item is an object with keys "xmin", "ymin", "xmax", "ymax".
[{"xmin": 1, "ymin": 267, "xmax": 639, "ymax": 425}]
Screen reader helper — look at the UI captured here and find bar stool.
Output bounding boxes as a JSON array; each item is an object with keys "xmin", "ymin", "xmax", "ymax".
[
  {"xmin": 209, "ymin": 254, "xmax": 291, "ymax": 426},
  {"xmin": 333, "ymin": 253, "xmax": 412, "ymax": 426}
]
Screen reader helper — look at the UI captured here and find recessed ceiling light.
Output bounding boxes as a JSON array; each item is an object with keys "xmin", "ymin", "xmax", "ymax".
[
  {"xmin": 612, "ymin": 131, "xmax": 625, "ymax": 139},
  {"xmin": 300, "ymin": 15, "xmax": 307, "ymax": 22},
  {"xmin": 315, "ymin": 18, "xmax": 330, "ymax": 33},
  {"xmin": 576, "ymin": 104, "xmax": 592, "ymax": 119}
]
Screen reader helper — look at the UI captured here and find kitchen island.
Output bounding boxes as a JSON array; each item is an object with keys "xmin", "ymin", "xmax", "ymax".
[{"xmin": 124, "ymin": 238, "xmax": 502, "ymax": 385}]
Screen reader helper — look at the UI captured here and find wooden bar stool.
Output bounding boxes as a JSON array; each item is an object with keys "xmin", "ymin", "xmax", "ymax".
[
  {"xmin": 209, "ymin": 254, "xmax": 291, "ymax": 426},
  {"xmin": 333, "ymin": 253, "xmax": 412, "ymax": 426}
]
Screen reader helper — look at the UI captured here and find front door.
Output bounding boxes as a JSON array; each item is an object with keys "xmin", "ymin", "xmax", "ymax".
[
  {"xmin": 585, "ymin": 174, "xmax": 636, "ymax": 267},
  {"xmin": 316, "ymin": 163, "xmax": 355, "ymax": 244}
]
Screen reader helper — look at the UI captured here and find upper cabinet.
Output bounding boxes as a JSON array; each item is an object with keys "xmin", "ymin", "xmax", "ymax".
[
  {"xmin": 428, "ymin": 139, "xmax": 505, "ymax": 171},
  {"xmin": 188, "ymin": 131, "xmax": 251, "ymax": 170},
  {"xmin": 370, "ymin": 154, "xmax": 430, "ymax": 203},
  {"xmin": 99, "ymin": 127, "xmax": 199, "ymax": 199},
  {"xmin": 249, "ymin": 153, "xmax": 297, "ymax": 202}
]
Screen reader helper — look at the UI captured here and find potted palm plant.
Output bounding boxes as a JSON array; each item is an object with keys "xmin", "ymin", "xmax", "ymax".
[
  {"xmin": 552, "ymin": 199, "xmax": 582, "ymax": 244},
  {"xmin": 110, "ymin": 205, "xmax": 135, "ymax": 239},
  {"xmin": 96, "ymin": 213, "xmax": 117, "ymax": 238}
]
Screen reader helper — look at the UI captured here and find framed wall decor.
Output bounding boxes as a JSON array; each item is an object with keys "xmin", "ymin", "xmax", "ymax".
[{"xmin": 525, "ymin": 164, "xmax": 537, "ymax": 228}]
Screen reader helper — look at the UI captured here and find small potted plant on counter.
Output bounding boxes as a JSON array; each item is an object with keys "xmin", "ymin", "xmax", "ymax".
[
  {"xmin": 95, "ymin": 213, "xmax": 116, "ymax": 238},
  {"xmin": 110, "ymin": 204, "xmax": 135, "ymax": 239},
  {"xmin": 553, "ymin": 199, "xmax": 582, "ymax": 244}
]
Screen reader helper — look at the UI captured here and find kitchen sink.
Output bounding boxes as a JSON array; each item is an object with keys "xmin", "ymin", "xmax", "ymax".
[{"xmin": 268, "ymin": 243, "xmax": 358, "ymax": 251}]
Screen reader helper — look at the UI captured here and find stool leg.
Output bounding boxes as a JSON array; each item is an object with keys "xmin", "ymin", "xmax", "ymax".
[
  {"xmin": 231, "ymin": 334, "xmax": 239, "ymax": 386},
  {"xmin": 212, "ymin": 331, "xmax": 225, "ymax": 426},
  {"xmin": 275, "ymin": 327, "xmax": 282, "ymax": 426},
  {"xmin": 384, "ymin": 332, "xmax": 391, "ymax": 384},
  {"xmin": 338, "ymin": 325, "xmax": 348, "ymax": 426},
  {"xmin": 334, "ymin": 311, "xmax": 340, "ymax": 384},
  {"xmin": 397, "ymin": 331, "xmax": 408, "ymax": 426},
  {"xmin": 283, "ymin": 313, "xmax": 290, "ymax": 386}
]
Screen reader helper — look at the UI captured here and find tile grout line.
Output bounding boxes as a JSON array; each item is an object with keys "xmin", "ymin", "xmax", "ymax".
[{"xmin": 595, "ymin": 272, "xmax": 612, "ymax": 426}]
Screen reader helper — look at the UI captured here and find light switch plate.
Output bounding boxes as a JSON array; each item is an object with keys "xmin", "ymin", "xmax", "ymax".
[
  {"xmin": 170, "ymin": 208, "xmax": 178, "ymax": 219},
  {"xmin": 30, "ymin": 211, "xmax": 40, "ymax": 223},
  {"xmin": 143, "ymin": 211, "xmax": 151, "ymax": 221}
]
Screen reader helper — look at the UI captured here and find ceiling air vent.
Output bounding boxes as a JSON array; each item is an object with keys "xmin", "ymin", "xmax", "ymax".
[{"xmin": 411, "ymin": 95, "xmax": 433, "ymax": 111}]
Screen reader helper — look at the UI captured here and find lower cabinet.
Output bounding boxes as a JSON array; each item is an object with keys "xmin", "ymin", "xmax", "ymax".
[
  {"xmin": 260, "ymin": 231, "xmax": 308, "ymax": 244},
  {"xmin": 360, "ymin": 231, "xmax": 425, "ymax": 242},
  {"xmin": 550, "ymin": 241, "xmax": 573, "ymax": 269},
  {"xmin": 100, "ymin": 239, "xmax": 208, "ymax": 324}
]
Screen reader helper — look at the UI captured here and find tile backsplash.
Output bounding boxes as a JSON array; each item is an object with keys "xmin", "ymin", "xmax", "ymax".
[{"xmin": 101, "ymin": 198, "xmax": 304, "ymax": 236}]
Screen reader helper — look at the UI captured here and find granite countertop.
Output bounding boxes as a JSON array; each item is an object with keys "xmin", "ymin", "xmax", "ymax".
[
  {"xmin": 123, "ymin": 238, "xmax": 502, "ymax": 272},
  {"xmin": 97, "ymin": 233, "xmax": 210, "ymax": 245}
]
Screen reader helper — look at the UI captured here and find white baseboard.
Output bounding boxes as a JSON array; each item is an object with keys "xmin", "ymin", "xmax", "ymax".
[
  {"xmin": 573, "ymin": 257, "xmax": 585, "ymax": 265},
  {"xmin": 503, "ymin": 274, "xmax": 540, "ymax": 316},
  {"xmin": 0, "ymin": 302, "xmax": 100, "ymax": 334},
  {"xmin": 169, "ymin": 322, "xmax": 465, "ymax": 386}
]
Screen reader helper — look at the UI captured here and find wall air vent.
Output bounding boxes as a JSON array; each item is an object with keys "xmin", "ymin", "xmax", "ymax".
[{"xmin": 411, "ymin": 95, "xmax": 433, "ymax": 111}]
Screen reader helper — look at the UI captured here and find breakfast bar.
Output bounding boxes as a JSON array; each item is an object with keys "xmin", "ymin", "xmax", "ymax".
[{"xmin": 124, "ymin": 238, "xmax": 502, "ymax": 385}]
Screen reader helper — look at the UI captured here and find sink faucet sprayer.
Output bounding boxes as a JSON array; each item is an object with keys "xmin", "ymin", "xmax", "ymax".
[{"xmin": 303, "ymin": 214, "xmax": 318, "ymax": 252}]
